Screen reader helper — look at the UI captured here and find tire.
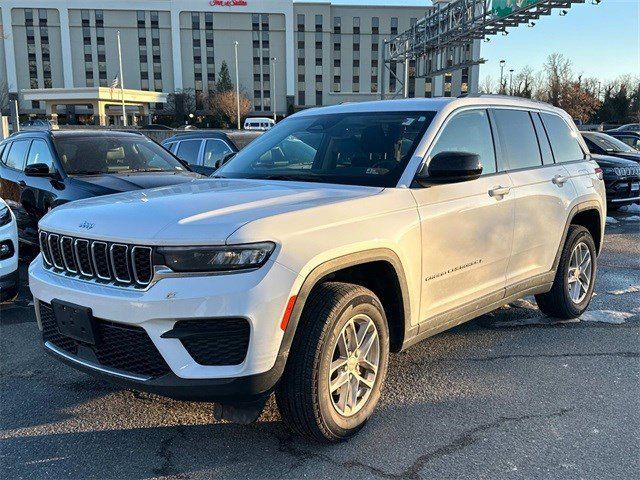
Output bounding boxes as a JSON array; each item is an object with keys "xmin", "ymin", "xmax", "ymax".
[
  {"xmin": 276, "ymin": 282, "xmax": 390, "ymax": 442},
  {"xmin": 535, "ymin": 225, "xmax": 597, "ymax": 319}
]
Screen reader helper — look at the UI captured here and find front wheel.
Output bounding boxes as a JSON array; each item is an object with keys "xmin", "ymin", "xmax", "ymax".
[
  {"xmin": 276, "ymin": 282, "xmax": 389, "ymax": 442},
  {"xmin": 535, "ymin": 225, "xmax": 597, "ymax": 318}
]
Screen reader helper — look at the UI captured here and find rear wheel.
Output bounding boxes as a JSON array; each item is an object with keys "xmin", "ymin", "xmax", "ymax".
[
  {"xmin": 535, "ymin": 225, "xmax": 597, "ymax": 319},
  {"xmin": 276, "ymin": 282, "xmax": 389, "ymax": 442}
]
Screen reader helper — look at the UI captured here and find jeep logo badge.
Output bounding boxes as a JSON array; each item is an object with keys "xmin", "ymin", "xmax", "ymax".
[{"xmin": 78, "ymin": 221, "xmax": 95, "ymax": 230}]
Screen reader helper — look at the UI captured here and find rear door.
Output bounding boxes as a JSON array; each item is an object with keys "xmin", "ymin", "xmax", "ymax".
[
  {"xmin": 174, "ymin": 139, "xmax": 203, "ymax": 167},
  {"xmin": 492, "ymin": 108, "xmax": 577, "ymax": 286},
  {"xmin": 412, "ymin": 108, "xmax": 515, "ymax": 322}
]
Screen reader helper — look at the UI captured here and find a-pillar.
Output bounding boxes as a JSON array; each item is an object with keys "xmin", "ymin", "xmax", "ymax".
[
  {"xmin": 45, "ymin": 102, "xmax": 58, "ymax": 125},
  {"xmin": 92, "ymin": 101, "xmax": 107, "ymax": 126}
]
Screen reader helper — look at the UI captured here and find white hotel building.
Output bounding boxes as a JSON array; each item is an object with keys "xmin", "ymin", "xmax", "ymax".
[{"xmin": 0, "ymin": 0, "xmax": 480, "ymax": 117}]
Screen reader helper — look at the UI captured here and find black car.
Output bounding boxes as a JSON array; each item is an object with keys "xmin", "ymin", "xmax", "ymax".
[
  {"xmin": 592, "ymin": 154, "xmax": 640, "ymax": 209},
  {"xmin": 0, "ymin": 130, "xmax": 202, "ymax": 245},
  {"xmin": 605, "ymin": 131, "xmax": 640, "ymax": 151},
  {"xmin": 162, "ymin": 132, "xmax": 239, "ymax": 175},
  {"xmin": 582, "ymin": 132, "xmax": 640, "ymax": 163}
]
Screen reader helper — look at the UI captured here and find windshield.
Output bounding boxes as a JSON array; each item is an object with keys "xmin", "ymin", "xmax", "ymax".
[
  {"xmin": 585, "ymin": 133, "xmax": 635, "ymax": 153},
  {"xmin": 218, "ymin": 111, "xmax": 436, "ymax": 187},
  {"xmin": 53, "ymin": 135, "xmax": 187, "ymax": 175}
]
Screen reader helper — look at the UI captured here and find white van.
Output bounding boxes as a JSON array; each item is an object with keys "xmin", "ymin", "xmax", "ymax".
[{"xmin": 244, "ymin": 117, "xmax": 275, "ymax": 131}]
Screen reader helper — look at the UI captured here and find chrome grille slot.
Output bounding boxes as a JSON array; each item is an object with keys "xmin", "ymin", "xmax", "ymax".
[
  {"xmin": 92, "ymin": 241, "xmax": 111, "ymax": 280},
  {"xmin": 39, "ymin": 231, "xmax": 153, "ymax": 288},
  {"xmin": 48, "ymin": 234, "xmax": 64, "ymax": 269},
  {"xmin": 39, "ymin": 231, "xmax": 52, "ymax": 266},
  {"xmin": 60, "ymin": 236, "xmax": 78, "ymax": 273},
  {"xmin": 75, "ymin": 239, "xmax": 93, "ymax": 276},
  {"xmin": 110, "ymin": 244, "xmax": 131, "ymax": 283}
]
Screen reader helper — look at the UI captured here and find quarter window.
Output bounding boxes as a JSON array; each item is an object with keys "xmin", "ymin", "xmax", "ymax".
[
  {"xmin": 540, "ymin": 113, "xmax": 585, "ymax": 163},
  {"xmin": 175, "ymin": 140, "xmax": 202, "ymax": 164},
  {"xmin": 4, "ymin": 140, "xmax": 31, "ymax": 170},
  {"xmin": 493, "ymin": 109, "xmax": 542, "ymax": 170},
  {"xmin": 430, "ymin": 109, "xmax": 496, "ymax": 175},
  {"xmin": 26, "ymin": 140, "xmax": 56, "ymax": 172}
]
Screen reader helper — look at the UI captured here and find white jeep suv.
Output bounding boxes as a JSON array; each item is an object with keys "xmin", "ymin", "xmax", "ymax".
[{"xmin": 29, "ymin": 97, "xmax": 605, "ymax": 441}]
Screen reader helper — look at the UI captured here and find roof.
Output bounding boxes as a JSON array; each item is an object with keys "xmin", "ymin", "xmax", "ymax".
[
  {"xmin": 293, "ymin": 95, "xmax": 565, "ymax": 118},
  {"xmin": 161, "ymin": 131, "xmax": 233, "ymax": 142},
  {"xmin": 6, "ymin": 129, "xmax": 147, "ymax": 140}
]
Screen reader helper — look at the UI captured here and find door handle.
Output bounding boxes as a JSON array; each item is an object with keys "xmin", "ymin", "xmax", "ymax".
[
  {"xmin": 488, "ymin": 185, "xmax": 511, "ymax": 197},
  {"xmin": 552, "ymin": 175, "xmax": 568, "ymax": 186},
  {"xmin": 18, "ymin": 180, "xmax": 26, "ymax": 187}
]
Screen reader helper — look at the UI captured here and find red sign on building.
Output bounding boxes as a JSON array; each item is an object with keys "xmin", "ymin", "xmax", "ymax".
[{"xmin": 209, "ymin": 0, "xmax": 248, "ymax": 6}]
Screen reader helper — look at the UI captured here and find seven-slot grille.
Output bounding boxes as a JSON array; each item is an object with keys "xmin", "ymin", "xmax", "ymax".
[{"xmin": 39, "ymin": 231, "xmax": 154, "ymax": 287}]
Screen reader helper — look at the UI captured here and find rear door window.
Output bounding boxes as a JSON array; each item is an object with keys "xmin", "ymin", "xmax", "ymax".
[
  {"xmin": 4, "ymin": 140, "xmax": 31, "ymax": 170},
  {"xmin": 175, "ymin": 140, "xmax": 202, "ymax": 164},
  {"xmin": 430, "ymin": 109, "xmax": 497, "ymax": 175},
  {"xmin": 540, "ymin": 113, "xmax": 585, "ymax": 163},
  {"xmin": 492, "ymin": 109, "xmax": 542, "ymax": 170}
]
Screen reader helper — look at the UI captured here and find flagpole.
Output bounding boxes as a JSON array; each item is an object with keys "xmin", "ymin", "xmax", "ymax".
[{"xmin": 117, "ymin": 31, "xmax": 127, "ymax": 127}]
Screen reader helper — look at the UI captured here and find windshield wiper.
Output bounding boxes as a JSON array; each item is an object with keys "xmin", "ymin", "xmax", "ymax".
[
  {"xmin": 128, "ymin": 168, "xmax": 166, "ymax": 173},
  {"xmin": 259, "ymin": 174, "xmax": 325, "ymax": 183}
]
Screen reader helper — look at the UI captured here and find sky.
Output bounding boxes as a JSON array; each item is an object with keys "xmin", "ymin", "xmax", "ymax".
[{"xmin": 306, "ymin": 0, "xmax": 639, "ymax": 84}]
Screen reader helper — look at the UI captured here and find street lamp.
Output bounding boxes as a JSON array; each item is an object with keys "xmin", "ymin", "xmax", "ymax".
[
  {"xmin": 499, "ymin": 60, "xmax": 506, "ymax": 94},
  {"xmin": 234, "ymin": 41, "xmax": 241, "ymax": 130},
  {"xmin": 271, "ymin": 57, "xmax": 277, "ymax": 122},
  {"xmin": 509, "ymin": 69, "xmax": 514, "ymax": 95}
]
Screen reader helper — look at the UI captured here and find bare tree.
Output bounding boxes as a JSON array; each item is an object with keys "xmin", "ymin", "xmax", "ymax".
[
  {"xmin": 542, "ymin": 53, "xmax": 572, "ymax": 106},
  {"xmin": 209, "ymin": 91, "xmax": 252, "ymax": 128},
  {"xmin": 512, "ymin": 66, "xmax": 535, "ymax": 98},
  {"xmin": 480, "ymin": 75, "xmax": 496, "ymax": 94}
]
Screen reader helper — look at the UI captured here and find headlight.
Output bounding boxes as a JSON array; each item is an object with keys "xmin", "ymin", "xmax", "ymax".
[
  {"xmin": 0, "ymin": 206, "xmax": 12, "ymax": 227},
  {"xmin": 157, "ymin": 242, "xmax": 275, "ymax": 273}
]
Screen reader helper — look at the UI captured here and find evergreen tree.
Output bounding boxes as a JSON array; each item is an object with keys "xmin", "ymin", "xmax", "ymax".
[{"xmin": 215, "ymin": 61, "xmax": 234, "ymax": 93}]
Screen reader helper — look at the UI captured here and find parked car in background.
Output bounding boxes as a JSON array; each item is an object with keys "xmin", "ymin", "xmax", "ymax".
[
  {"xmin": 139, "ymin": 124, "xmax": 174, "ymax": 131},
  {"xmin": 605, "ymin": 131, "xmax": 640, "ymax": 151},
  {"xmin": 582, "ymin": 132, "xmax": 640, "ymax": 164},
  {"xmin": 0, "ymin": 198, "xmax": 19, "ymax": 302},
  {"xmin": 606, "ymin": 123, "xmax": 640, "ymax": 133},
  {"xmin": 30, "ymin": 97, "xmax": 605, "ymax": 442},
  {"xmin": 591, "ymin": 154, "xmax": 640, "ymax": 209},
  {"xmin": 244, "ymin": 117, "xmax": 275, "ymax": 131},
  {"xmin": 162, "ymin": 132, "xmax": 238, "ymax": 175},
  {"xmin": 0, "ymin": 130, "xmax": 202, "ymax": 245},
  {"xmin": 20, "ymin": 119, "xmax": 56, "ymax": 131}
]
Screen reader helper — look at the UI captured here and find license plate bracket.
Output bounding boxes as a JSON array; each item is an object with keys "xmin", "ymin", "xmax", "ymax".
[
  {"xmin": 52, "ymin": 299, "xmax": 98, "ymax": 345},
  {"xmin": 631, "ymin": 181, "xmax": 639, "ymax": 192}
]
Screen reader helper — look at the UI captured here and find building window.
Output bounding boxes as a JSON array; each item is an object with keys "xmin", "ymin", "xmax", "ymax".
[
  {"xmin": 353, "ymin": 17, "xmax": 360, "ymax": 35},
  {"xmin": 315, "ymin": 15, "xmax": 323, "ymax": 32},
  {"xmin": 252, "ymin": 14, "xmax": 271, "ymax": 112},
  {"xmin": 297, "ymin": 14, "xmax": 305, "ymax": 31},
  {"xmin": 391, "ymin": 17, "xmax": 398, "ymax": 35},
  {"xmin": 424, "ymin": 77, "xmax": 432, "ymax": 98},
  {"xmin": 333, "ymin": 17, "xmax": 341, "ymax": 34},
  {"xmin": 372, "ymin": 17, "xmax": 379, "ymax": 35}
]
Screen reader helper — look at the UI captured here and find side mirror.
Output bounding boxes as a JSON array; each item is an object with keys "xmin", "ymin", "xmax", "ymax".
[
  {"xmin": 24, "ymin": 163, "xmax": 54, "ymax": 177},
  {"xmin": 415, "ymin": 151, "xmax": 482, "ymax": 186},
  {"xmin": 214, "ymin": 152, "xmax": 236, "ymax": 170}
]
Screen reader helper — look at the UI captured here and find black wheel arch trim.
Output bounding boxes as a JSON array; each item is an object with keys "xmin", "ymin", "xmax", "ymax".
[{"xmin": 279, "ymin": 248, "xmax": 412, "ymax": 365}]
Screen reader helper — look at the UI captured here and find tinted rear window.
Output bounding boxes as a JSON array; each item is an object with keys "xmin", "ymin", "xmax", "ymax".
[
  {"xmin": 493, "ymin": 109, "xmax": 542, "ymax": 170},
  {"xmin": 540, "ymin": 113, "xmax": 585, "ymax": 163},
  {"xmin": 175, "ymin": 140, "xmax": 202, "ymax": 163}
]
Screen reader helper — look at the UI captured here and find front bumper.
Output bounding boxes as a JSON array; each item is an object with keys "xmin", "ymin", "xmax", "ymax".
[
  {"xmin": 29, "ymin": 255, "xmax": 299, "ymax": 400},
  {"xmin": 605, "ymin": 177, "xmax": 640, "ymax": 205}
]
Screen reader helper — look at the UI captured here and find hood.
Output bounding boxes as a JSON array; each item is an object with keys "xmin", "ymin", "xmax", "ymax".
[
  {"xmin": 39, "ymin": 179, "xmax": 382, "ymax": 245},
  {"xmin": 68, "ymin": 171, "xmax": 203, "ymax": 195},
  {"xmin": 592, "ymin": 154, "xmax": 639, "ymax": 169},
  {"xmin": 608, "ymin": 151, "xmax": 640, "ymax": 163}
]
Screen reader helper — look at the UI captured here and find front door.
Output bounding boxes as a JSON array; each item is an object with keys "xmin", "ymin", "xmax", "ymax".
[{"xmin": 411, "ymin": 108, "xmax": 515, "ymax": 323}]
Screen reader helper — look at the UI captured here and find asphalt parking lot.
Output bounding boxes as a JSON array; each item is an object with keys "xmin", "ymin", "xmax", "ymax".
[{"xmin": 1, "ymin": 209, "xmax": 638, "ymax": 480}]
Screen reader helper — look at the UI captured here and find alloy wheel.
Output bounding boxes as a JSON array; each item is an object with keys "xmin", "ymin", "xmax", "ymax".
[{"xmin": 567, "ymin": 241, "xmax": 592, "ymax": 304}]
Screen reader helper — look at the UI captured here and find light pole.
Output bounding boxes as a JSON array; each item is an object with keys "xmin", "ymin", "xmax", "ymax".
[
  {"xmin": 499, "ymin": 59, "xmax": 505, "ymax": 94},
  {"xmin": 271, "ymin": 57, "xmax": 277, "ymax": 122},
  {"xmin": 116, "ymin": 31, "xmax": 127, "ymax": 126},
  {"xmin": 509, "ymin": 68, "xmax": 514, "ymax": 96},
  {"xmin": 234, "ymin": 41, "xmax": 241, "ymax": 130}
]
